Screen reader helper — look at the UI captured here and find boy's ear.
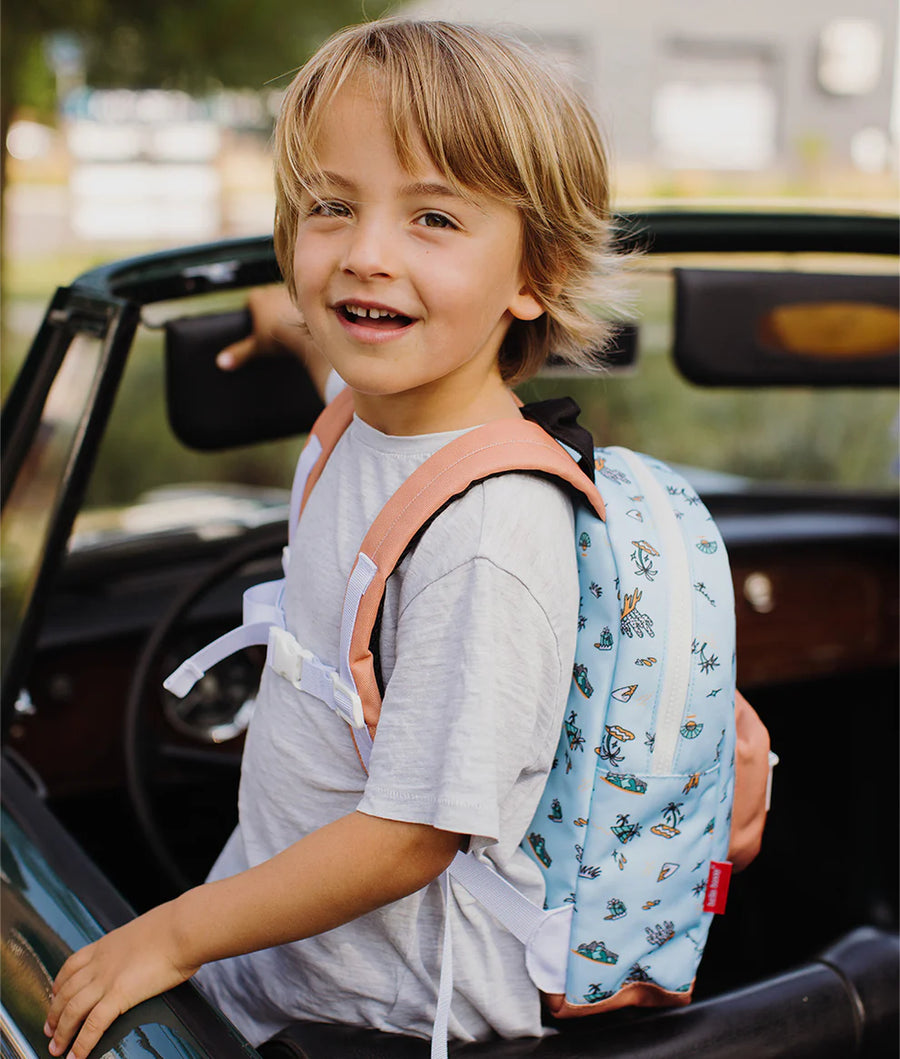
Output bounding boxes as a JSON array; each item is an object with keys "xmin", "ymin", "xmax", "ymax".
[{"xmin": 508, "ymin": 285, "xmax": 545, "ymax": 322}]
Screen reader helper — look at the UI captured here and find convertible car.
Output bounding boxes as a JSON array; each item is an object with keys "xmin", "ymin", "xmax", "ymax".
[{"xmin": 2, "ymin": 211, "xmax": 897, "ymax": 1058}]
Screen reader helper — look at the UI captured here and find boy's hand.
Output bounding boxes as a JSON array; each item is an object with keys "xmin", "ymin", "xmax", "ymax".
[
  {"xmin": 216, "ymin": 285, "xmax": 332, "ymax": 400},
  {"xmin": 43, "ymin": 813, "xmax": 459, "ymax": 1057},
  {"xmin": 215, "ymin": 285, "xmax": 299, "ymax": 370},
  {"xmin": 44, "ymin": 903, "xmax": 198, "ymax": 1059}
]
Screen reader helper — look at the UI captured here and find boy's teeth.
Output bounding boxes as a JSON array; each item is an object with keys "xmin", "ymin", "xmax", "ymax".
[{"xmin": 347, "ymin": 305, "xmax": 397, "ymax": 319}]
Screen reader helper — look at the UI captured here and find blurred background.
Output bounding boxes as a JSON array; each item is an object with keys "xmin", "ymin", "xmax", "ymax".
[{"xmin": 2, "ymin": 0, "xmax": 898, "ymax": 511}]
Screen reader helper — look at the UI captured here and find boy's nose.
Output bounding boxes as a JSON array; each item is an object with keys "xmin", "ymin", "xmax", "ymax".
[{"xmin": 340, "ymin": 220, "xmax": 395, "ymax": 280}]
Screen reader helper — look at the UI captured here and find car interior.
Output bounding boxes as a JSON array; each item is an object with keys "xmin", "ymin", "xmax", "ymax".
[{"xmin": 2, "ymin": 212, "xmax": 897, "ymax": 1057}]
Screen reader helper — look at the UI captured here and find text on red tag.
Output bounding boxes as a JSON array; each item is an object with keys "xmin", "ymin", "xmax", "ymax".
[{"xmin": 703, "ymin": 860, "xmax": 733, "ymax": 915}]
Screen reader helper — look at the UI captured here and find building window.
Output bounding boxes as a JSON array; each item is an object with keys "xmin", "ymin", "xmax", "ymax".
[
  {"xmin": 652, "ymin": 40, "xmax": 777, "ymax": 171},
  {"xmin": 817, "ymin": 19, "xmax": 883, "ymax": 96}
]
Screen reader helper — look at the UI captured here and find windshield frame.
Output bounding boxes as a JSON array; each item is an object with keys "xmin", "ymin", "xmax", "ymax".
[{"xmin": 0, "ymin": 289, "xmax": 140, "ymax": 721}]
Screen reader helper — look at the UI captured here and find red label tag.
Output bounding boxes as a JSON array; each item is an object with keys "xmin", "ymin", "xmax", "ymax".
[{"xmin": 703, "ymin": 861, "xmax": 733, "ymax": 915}]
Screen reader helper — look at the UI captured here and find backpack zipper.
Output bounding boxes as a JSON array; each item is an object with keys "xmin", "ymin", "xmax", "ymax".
[{"xmin": 609, "ymin": 448, "xmax": 694, "ymax": 776}]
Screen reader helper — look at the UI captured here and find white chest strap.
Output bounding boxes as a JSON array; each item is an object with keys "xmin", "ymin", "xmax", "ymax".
[
  {"xmin": 258, "ymin": 549, "xmax": 379, "ymax": 747},
  {"xmin": 163, "ymin": 431, "xmax": 324, "ymax": 700},
  {"xmin": 163, "ymin": 578, "xmax": 287, "ymax": 698},
  {"xmin": 265, "ymin": 626, "xmax": 365, "ymax": 730}
]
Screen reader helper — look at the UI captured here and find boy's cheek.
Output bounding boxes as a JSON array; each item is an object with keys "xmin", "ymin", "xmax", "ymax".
[
  {"xmin": 291, "ymin": 281, "xmax": 323, "ymax": 325},
  {"xmin": 292, "ymin": 244, "xmax": 327, "ymax": 292}
]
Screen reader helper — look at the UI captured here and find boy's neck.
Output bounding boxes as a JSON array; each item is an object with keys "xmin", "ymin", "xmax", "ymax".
[{"xmin": 351, "ymin": 380, "xmax": 521, "ymax": 436}]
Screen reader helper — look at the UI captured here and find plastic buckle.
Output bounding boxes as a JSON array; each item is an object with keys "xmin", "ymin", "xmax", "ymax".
[
  {"xmin": 269, "ymin": 627, "xmax": 313, "ymax": 688},
  {"xmin": 163, "ymin": 660, "xmax": 205, "ymax": 699},
  {"xmin": 330, "ymin": 671, "xmax": 365, "ymax": 729}
]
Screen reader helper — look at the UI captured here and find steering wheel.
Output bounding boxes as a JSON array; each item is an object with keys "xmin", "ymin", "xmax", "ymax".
[{"xmin": 123, "ymin": 524, "xmax": 288, "ymax": 893}]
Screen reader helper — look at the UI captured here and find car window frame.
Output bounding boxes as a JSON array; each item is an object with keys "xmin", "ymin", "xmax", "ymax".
[{"xmin": 0, "ymin": 291, "xmax": 140, "ymax": 720}]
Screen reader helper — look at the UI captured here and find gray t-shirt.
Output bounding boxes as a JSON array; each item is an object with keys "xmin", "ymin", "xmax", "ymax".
[{"xmin": 196, "ymin": 414, "xmax": 579, "ymax": 1045}]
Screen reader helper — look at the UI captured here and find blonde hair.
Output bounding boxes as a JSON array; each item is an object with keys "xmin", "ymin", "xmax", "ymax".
[{"xmin": 274, "ymin": 19, "xmax": 621, "ymax": 384}]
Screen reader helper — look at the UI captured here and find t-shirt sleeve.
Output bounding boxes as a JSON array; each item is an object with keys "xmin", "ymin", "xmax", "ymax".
[{"xmin": 356, "ymin": 554, "xmax": 567, "ymax": 846}]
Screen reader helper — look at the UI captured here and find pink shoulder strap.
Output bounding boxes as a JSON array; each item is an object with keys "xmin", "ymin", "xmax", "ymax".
[
  {"xmin": 300, "ymin": 387, "xmax": 355, "ymax": 515},
  {"xmin": 728, "ymin": 690, "xmax": 772, "ymax": 871},
  {"xmin": 341, "ymin": 416, "xmax": 606, "ymax": 730}
]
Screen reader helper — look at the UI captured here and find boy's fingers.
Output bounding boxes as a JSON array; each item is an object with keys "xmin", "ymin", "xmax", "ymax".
[
  {"xmin": 46, "ymin": 962, "xmax": 94, "ymax": 1028},
  {"xmin": 52, "ymin": 946, "xmax": 91, "ymax": 994},
  {"xmin": 47, "ymin": 981, "xmax": 104, "ymax": 1056},
  {"xmin": 216, "ymin": 335, "xmax": 258, "ymax": 371},
  {"xmin": 64, "ymin": 997, "xmax": 122, "ymax": 1059}
]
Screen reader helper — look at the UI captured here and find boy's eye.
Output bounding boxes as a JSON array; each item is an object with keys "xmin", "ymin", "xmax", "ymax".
[
  {"xmin": 310, "ymin": 201, "xmax": 350, "ymax": 218},
  {"xmin": 416, "ymin": 212, "xmax": 457, "ymax": 230}
]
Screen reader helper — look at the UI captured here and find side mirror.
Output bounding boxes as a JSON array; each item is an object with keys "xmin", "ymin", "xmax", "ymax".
[{"xmin": 165, "ymin": 310, "xmax": 324, "ymax": 450}]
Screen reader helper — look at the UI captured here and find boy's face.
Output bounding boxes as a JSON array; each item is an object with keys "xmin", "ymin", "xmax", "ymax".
[{"xmin": 292, "ymin": 76, "xmax": 542, "ymax": 433}]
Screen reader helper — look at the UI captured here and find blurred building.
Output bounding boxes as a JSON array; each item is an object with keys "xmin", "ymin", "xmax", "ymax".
[
  {"xmin": 30, "ymin": 87, "xmax": 277, "ymax": 243},
  {"xmin": 402, "ymin": 0, "xmax": 898, "ymax": 181},
  {"xmin": 62, "ymin": 88, "xmax": 222, "ymax": 241}
]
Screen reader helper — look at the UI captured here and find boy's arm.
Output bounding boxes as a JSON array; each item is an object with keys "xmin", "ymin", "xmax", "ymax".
[
  {"xmin": 45, "ymin": 811, "xmax": 461, "ymax": 1059},
  {"xmin": 216, "ymin": 284, "xmax": 333, "ymax": 401}
]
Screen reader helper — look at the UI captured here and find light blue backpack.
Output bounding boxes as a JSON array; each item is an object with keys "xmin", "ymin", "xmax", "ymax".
[
  {"xmin": 167, "ymin": 391, "xmax": 768, "ymax": 1049},
  {"xmin": 515, "ymin": 440, "xmax": 738, "ymax": 1015},
  {"xmin": 441, "ymin": 406, "xmax": 745, "ymax": 1021}
]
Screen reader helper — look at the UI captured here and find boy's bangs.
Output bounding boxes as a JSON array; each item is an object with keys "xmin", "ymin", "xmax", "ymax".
[
  {"xmin": 399, "ymin": 78, "xmax": 526, "ymax": 208},
  {"xmin": 378, "ymin": 34, "xmax": 534, "ymax": 209},
  {"xmin": 277, "ymin": 52, "xmax": 366, "ymax": 209},
  {"xmin": 279, "ymin": 24, "xmax": 531, "ymax": 211}
]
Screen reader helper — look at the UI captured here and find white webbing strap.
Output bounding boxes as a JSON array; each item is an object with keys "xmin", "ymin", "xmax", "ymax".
[
  {"xmin": 288, "ymin": 434, "xmax": 323, "ymax": 549},
  {"xmin": 338, "ymin": 552, "xmax": 377, "ymax": 698},
  {"xmin": 449, "ymin": 852, "xmax": 570, "ymax": 997},
  {"xmin": 330, "ymin": 552, "xmax": 378, "ymax": 770},
  {"xmin": 447, "ymin": 851, "xmax": 547, "ymax": 944},
  {"xmin": 431, "ymin": 857, "xmax": 548, "ymax": 1058},
  {"xmin": 163, "ymin": 622, "xmax": 275, "ymax": 698},
  {"xmin": 162, "ymin": 578, "xmax": 288, "ymax": 699},
  {"xmin": 431, "ymin": 871, "xmax": 454, "ymax": 1059},
  {"xmin": 242, "ymin": 578, "xmax": 287, "ymax": 627},
  {"xmin": 352, "ymin": 724, "xmax": 374, "ymax": 771},
  {"xmin": 163, "ymin": 413, "xmax": 341, "ymax": 705}
]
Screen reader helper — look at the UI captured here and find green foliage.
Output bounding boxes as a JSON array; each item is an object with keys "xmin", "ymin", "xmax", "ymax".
[
  {"xmin": 5, "ymin": 0, "xmax": 390, "ymax": 98},
  {"xmin": 520, "ymin": 363, "xmax": 897, "ymax": 490},
  {"xmin": 11, "ymin": 38, "xmax": 58, "ymax": 124}
]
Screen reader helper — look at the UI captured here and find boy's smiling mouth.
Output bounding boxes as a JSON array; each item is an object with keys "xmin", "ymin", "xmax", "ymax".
[{"xmin": 333, "ymin": 300, "xmax": 416, "ymax": 337}]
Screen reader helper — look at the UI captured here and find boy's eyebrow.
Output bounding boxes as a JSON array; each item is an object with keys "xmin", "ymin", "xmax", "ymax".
[
  {"xmin": 317, "ymin": 171, "xmax": 462, "ymax": 202},
  {"xmin": 317, "ymin": 171, "xmax": 356, "ymax": 192},
  {"xmin": 312, "ymin": 172, "xmax": 483, "ymax": 216},
  {"xmin": 401, "ymin": 180, "xmax": 461, "ymax": 200}
]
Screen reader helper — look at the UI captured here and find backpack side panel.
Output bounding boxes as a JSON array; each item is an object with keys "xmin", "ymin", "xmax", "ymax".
[{"xmin": 524, "ymin": 447, "xmax": 736, "ymax": 1015}]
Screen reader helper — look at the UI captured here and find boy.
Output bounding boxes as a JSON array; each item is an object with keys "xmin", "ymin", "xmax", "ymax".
[{"xmin": 46, "ymin": 19, "xmax": 623, "ymax": 1057}]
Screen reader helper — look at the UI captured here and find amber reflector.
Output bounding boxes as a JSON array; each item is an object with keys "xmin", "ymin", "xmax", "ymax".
[{"xmin": 758, "ymin": 301, "xmax": 899, "ymax": 359}]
